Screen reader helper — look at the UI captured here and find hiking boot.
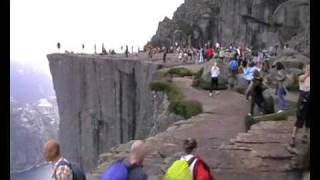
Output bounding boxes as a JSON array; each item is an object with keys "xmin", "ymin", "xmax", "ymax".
[
  {"xmin": 209, "ymin": 93, "xmax": 213, "ymax": 97},
  {"xmin": 247, "ymin": 113, "xmax": 252, "ymax": 116}
]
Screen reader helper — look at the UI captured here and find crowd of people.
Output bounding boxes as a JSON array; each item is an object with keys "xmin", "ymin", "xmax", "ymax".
[
  {"xmin": 48, "ymin": 41, "xmax": 309, "ymax": 180},
  {"xmin": 43, "ymin": 138, "xmax": 215, "ymax": 180}
]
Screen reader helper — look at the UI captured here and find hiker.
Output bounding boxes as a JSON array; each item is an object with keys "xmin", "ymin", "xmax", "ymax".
[
  {"xmin": 125, "ymin": 45, "xmax": 129, "ymax": 57},
  {"xmin": 163, "ymin": 47, "xmax": 168, "ymax": 63},
  {"xmin": 101, "ymin": 140, "xmax": 148, "ymax": 180},
  {"xmin": 205, "ymin": 46, "xmax": 214, "ymax": 61},
  {"xmin": 274, "ymin": 62, "xmax": 288, "ymax": 112},
  {"xmin": 82, "ymin": 44, "xmax": 85, "ymax": 52},
  {"xmin": 199, "ymin": 47, "xmax": 204, "ymax": 64},
  {"xmin": 94, "ymin": 44, "xmax": 97, "ymax": 54},
  {"xmin": 228, "ymin": 54, "xmax": 239, "ymax": 89},
  {"xmin": 43, "ymin": 140, "xmax": 86, "ymax": 180},
  {"xmin": 243, "ymin": 61, "xmax": 257, "ymax": 85},
  {"xmin": 102, "ymin": 44, "xmax": 107, "ymax": 55},
  {"xmin": 164, "ymin": 138, "xmax": 214, "ymax": 180},
  {"xmin": 246, "ymin": 70, "xmax": 265, "ymax": 116},
  {"xmin": 57, "ymin": 42, "xmax": 61, "ymax": 52},
  {"xmin": 290, "ymin": 64, "xmax": 310, "ymax": 147},
  {"xmin": 209, "ymin": 62, "xmax": 220, "ymax": 96}
]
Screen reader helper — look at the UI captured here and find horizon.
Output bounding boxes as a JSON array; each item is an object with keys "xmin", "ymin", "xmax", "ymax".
[{"xmin": 10, "ymin": 0, "xmax": 184, "ymax": 75}]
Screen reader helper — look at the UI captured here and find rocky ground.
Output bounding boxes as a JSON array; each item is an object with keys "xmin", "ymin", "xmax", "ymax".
[{"xmin": 87, "ymin": 62, "xmax": 308, "ymax": 179}]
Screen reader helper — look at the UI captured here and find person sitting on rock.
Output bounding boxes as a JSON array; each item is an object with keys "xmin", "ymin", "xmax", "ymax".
[
  {"xmin": 101, "ymin": 140, "xmax": 148, "ymax": 180},
  {"xmin": 290, "ymin": 64, "xmax": 310, "ymax": 147},
  {"xmin": 246, "ymin": 70, "xmax": 265, "ymax": 116}
]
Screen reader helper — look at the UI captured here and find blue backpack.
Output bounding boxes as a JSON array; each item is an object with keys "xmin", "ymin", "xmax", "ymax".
[
  {"xmin": 101, "ymin": 159, "xmax": 134, "ymax": 180},
  {"xmin": 229, "ymin": 60, "xmax": 238, "ymax": 71},
  {"xmin": 56, "ymin": 159, "xmax": 86, "ymax": 180}
]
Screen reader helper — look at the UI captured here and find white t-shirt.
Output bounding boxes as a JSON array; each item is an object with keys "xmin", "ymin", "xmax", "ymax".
[
  {"xmin": 210, "ymin": 66, "xmax": 220, "ymax": 77},
  {"xmin": 180, "ymin": 154, "xmax": 197, "ymax": 177},
  {"xmin": 299, "ymin": 75, "xmax": 310, "ymax": 92}
]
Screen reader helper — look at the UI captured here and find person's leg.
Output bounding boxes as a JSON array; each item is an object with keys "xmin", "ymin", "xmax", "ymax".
[
  {"xmin": 249, "ymin": 99, "xmax": 255, "ymax": 116},
  {"xmin": 210, "ymin": 77, "xmax": 214, "ymax": 96},
  {"xmin": 278, "ymin": 89, "xmax": 286, "ymax": 111},
  {"xmin": 214, "ymin": 77, "xmax": 219, "ymax": 94}
]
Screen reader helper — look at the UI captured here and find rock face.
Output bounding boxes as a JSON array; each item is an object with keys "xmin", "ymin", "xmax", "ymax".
[
  {"xmin": 10, "ymin": 97, "xmax": 59, "ymax": 173},
  {"xmin": 47, "ymin": 54, "xmax": 182, "ymax": 171},
  {"xmin": 151, "ymin": 0, "xmax": 310, "ymax": 55}
]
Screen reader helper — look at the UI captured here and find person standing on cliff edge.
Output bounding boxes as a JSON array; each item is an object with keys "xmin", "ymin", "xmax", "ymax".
[
  {"xmin": 43, "ymin": 140, "xmax": 86, "ymax": 180},
  {"xmin": 125, "ymin": 45, "xmax": 129, "ymax": 57},
  {"xmin": 57, "ymin": 42, "xmax": 61, "ymax": 52}
]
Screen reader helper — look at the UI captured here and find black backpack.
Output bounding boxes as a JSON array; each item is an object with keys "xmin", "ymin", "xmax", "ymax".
[{"xmin": 55, "ymin": 159, "xmax": 86, "ymax": 180}]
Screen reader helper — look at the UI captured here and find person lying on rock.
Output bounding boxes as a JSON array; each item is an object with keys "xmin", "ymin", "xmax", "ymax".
[{"xmin": 101, "ymin": 140, "xmax": 148, "ymax": 180}]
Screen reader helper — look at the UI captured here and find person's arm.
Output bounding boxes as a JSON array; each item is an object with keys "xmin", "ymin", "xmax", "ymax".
[{"xmin": 299, "ymin": 71, "xmax": 310, "ymax": 82}]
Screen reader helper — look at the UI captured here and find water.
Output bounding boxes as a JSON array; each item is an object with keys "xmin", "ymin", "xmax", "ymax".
[{"xmin": 11, "ymin": 164, "xmax": 52, "ymax": 180}]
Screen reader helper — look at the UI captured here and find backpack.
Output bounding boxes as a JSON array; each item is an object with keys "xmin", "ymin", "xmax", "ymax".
[
  {"xmin": 193, "ymin": 155, "xmax": 214, "ymax": 180},
  {"xmin": 55, "ymin": 159, "xmax": 86, "ymax": 180},
  {"xmin": 229, "ymin": 60, "xmax": 238, "ymax": 71},
  {"xmin": 164, "ymin": 157, "xmax": 196, "ymax": 180},
  {"xmin": 101, "ymin": 159, "xmax": 132, "ymax": 180}
]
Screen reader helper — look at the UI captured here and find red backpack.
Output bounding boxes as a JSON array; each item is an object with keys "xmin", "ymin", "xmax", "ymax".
[{"xmin": 193, "ymin": 155, "xmax": 215, "ymax": 180}]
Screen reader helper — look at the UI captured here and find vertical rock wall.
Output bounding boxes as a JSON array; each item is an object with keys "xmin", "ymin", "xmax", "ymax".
[{"xmin": 47, "ymin": 54, "xmax": 180, "ymax": 171}]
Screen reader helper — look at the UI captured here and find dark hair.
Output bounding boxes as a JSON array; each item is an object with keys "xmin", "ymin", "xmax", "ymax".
[
  {"xmin": 275, "ymin": 62, "xmax": 285, "ymax": 70},
  {"xmin": 183, "ymin": 138, "xmax": 197, "ymax": 154},
  {"xmin": 242, "ymin": 60, "xmax": 248, "ymax": 67}
]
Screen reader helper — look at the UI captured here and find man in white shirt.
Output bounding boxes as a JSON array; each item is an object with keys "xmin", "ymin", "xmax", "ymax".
[{"xmin": 209, "ymin": 62, "xmax": 220, "ymax": 96}]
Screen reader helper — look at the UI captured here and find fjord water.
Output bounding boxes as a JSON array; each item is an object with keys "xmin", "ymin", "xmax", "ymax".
[{"xmin": 11, "ymin": 164, "xmax": 52, "ymax": 180}]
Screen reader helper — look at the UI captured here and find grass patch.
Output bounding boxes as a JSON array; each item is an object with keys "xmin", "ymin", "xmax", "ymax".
[
  {"xmin": 164, "ymin": 67, "xmax": 193, "ymax": 77},
  {"xmin": 244, "ymin": 112, "xmax": 288, "ymax": 131},
  {"xmin": 150, "ymin": 81, "xmax": 203, "ymax": 119},
  {"xmin": 169, "ymin": 100, "xmax": 203, "ymax": 119}
]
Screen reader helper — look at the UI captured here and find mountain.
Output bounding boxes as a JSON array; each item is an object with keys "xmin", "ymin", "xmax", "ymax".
[
  {"xmin": 10, "ymin": 60, "xmax": 55, "ymax": 103},
  {"xmin": 150, "ymin": 0, "xmax": 309, "ymax": 56},
  {"xmin": 10, "ymin": 97, "xmax": 59, "ymax": 173}
]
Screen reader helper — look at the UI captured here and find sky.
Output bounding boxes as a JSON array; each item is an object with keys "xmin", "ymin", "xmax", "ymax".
[{"xmin": 10, "ymin": 0, "xmax": 184, "ymax": 74}]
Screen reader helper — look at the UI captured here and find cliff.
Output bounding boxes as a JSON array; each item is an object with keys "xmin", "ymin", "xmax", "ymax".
[
  {"xmin": 10, "ymin": 97, "xmax": 59, "ymax": 173},
  {"xmin": 151, "ymin": 0, "xmax": 310, "ymax": 56},
  {"xmin": 47, "ymin": 54, "xmax": 182, "ymax": 171}
]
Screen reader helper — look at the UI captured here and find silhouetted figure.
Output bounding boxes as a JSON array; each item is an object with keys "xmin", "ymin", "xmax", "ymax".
[
  {"xmin": 57, "ymin": 42, "xmax": 61, "ymax": 52},
  {"xmin": 163, "ymin": 47, "xmax": 168, "ymax": 63},
  {"xmin": 102, "ymin": 43, "xmax": 107, "ymax": 55},
  {"xmin": 125, "ymin": 45, "xmax": 129, "ymax": 57},
  {"xmin": 82, "ymin": 44, "xmax": 85, "ymax": 53},
  {"xmin": 94, "ymin": 44, "xmax": 97, "ymax": 54}
]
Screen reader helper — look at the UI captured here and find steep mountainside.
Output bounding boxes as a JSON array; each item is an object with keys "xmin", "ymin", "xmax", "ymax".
[
  {"xmin": 47, "ymin": 54, "xmax": 182, "ymax": 171},
  {"xmin": 151, "ymin": 0, "xmax": 309, "ymax": 56},
  {"xmin": 10, "ymin": 97, "xmax": 59, "ymax": 173}
]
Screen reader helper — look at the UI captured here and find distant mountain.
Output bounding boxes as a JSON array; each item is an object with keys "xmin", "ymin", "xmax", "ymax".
[
  {"xmin": 10, "ymin": 97, "xmax": 59, "ymax": 173},
  {"xmin": 10, "ymin": 61, "xmax": 55, "ymax": 103}
]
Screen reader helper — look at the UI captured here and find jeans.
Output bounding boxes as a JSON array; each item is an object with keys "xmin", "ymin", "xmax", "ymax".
[{"xmin": 277, "ymin": 88, "xmax": 287, "ymax": 110}]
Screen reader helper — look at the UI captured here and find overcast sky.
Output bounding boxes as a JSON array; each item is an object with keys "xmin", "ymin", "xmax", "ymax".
[{"xmin": 10, "ymin": 0, "xmax": 184, "ymax": 74}]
